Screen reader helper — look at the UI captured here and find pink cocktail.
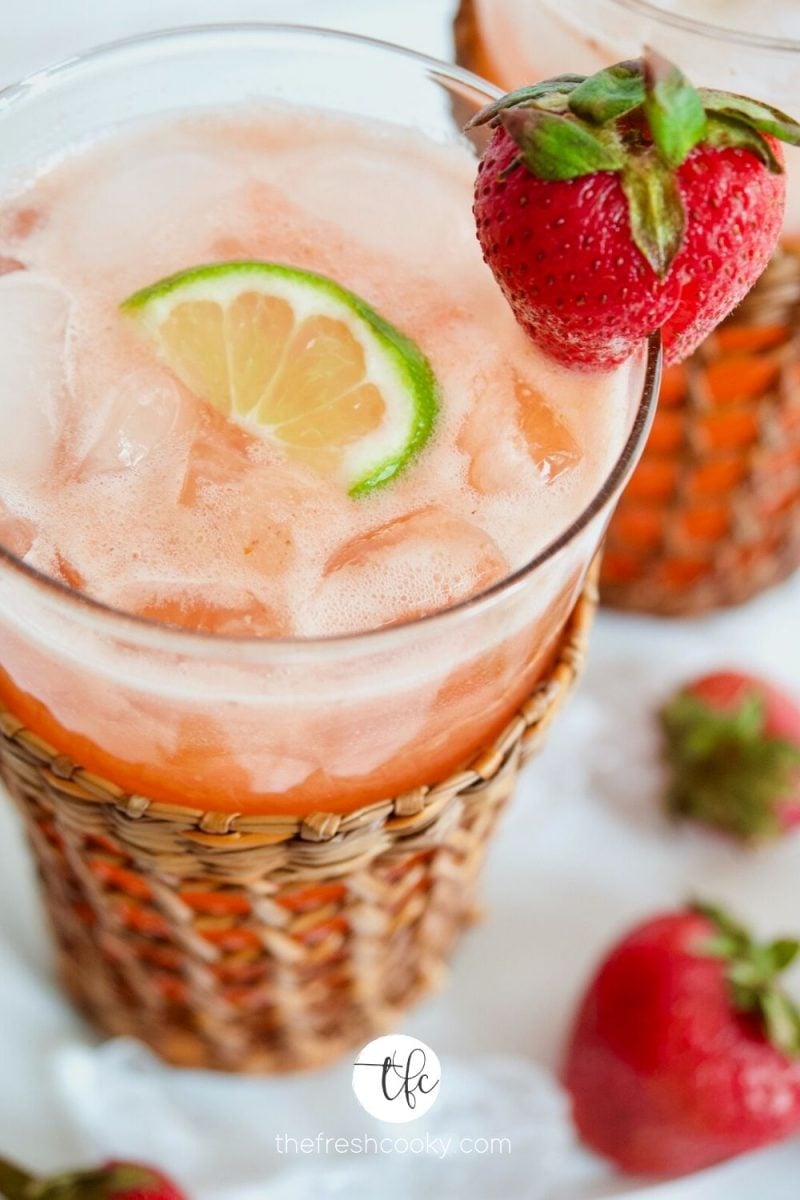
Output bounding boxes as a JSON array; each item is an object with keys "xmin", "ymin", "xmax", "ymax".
[{"xmin": 0, "ymin": 27, "xmax": 658, "ymax": 1069}]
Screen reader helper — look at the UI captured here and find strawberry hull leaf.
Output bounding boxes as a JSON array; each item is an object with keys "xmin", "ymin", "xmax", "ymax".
[
  {"xmin": 760, "ymin": 989, "xmax": 800, "ymax": 1057},
  {"xmin": 500, "ymin": 108, "xmax": 624, "ymax": 180},
  {"xmin": 568, "ymin": 62, "xmax": 646, "ymax": 123},
  {"xmin": 700, "ymin": 89, "xmax": 800, "ymax": 146},
  {"xmin": 620, "ymin": 148, "xmax": 686, "ymax": 276},
  {"xmin": 644, "ymin": 49, "xmax": 707, "ymax": 168},
  {"xmin": 465, "ymin": 77, "xmax": 583, "ymax": 129},
  {"xmin": 662, "ymin": 691, "xmax": 800, "ymax": 841},
  {"xmin": 692, "ymin": 901, "xmax": 800, "ymax": 1058},
  {"xmin": 768, "ymin": 939, "xmax": 800, "ymax": 972},
  {"xmin": 705, "ymin": 113, "xmax": 783, "ymax": 173},
  {"xmin": 693, "ymin": 900, "xmax": 752, "ymax": 954}
]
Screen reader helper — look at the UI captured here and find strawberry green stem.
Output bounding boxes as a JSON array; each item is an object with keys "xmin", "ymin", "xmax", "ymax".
[
  {"xmin": 694, "ymin": 901, "xmax": 800, "ymax": 1056},
  {"xmin": 662, "ymin": 692, "xmax": 800, "ymax": 841}
]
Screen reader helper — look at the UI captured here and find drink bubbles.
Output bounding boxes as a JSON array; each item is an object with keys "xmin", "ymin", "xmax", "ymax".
[
  {"xmin": 312, "ymin": 507, "xmax": 508, "ymax": 636},
  {"xmin": 50, "ymin": 144, "xmax": 241, "ymax": 276},
  {"xmin": 0, "ymin": 107, "xmax": 632, "ymax": 635},
  {"xmin": 250, "ymin": 137, "xmax": 479, "ymax": 277}
]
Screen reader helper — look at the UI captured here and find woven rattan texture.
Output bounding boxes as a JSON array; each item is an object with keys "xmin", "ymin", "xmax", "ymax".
[
  {"xmin": 454, "ymin": 0, "xmax": 800, "ymax": 615},
  {"xmin": 0, "ymin": 570, "xmax": 597, "ymax": 1073},
  {"xmin": 602, "ymin": 246, "xmax": 800, "ymax": 614}
]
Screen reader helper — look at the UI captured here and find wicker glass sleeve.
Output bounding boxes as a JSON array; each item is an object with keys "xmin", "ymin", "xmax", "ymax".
[
  {"xmin": 454, "ymin": 0, "xmax": 800, "ymax": 616},
  {"xmin": 0, "ymin": 568, "xmax": 597, "ymax": 1074}
]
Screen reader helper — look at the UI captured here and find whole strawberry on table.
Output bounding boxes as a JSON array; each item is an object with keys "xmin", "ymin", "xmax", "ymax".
[
  {"xmin": 563, "ymin": 902, "xmax": 800, "ymax": 1176},
  {"xmin": 662, "ymin": 670, "xmax": 800, "ymax": 841},
  {"xmin": 0, "ymin": 1159, "xmax": 187, "ymax": 1200}
]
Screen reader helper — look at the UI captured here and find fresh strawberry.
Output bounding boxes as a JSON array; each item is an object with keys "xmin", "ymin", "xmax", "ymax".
[
  {"xmin": 0, "ymin": 1159, "xmax": 188, "ymax": 1200},
  {"xmin": 88, "ymin": 1164, "xmax": 186, "ymax": 1200},
  {"xmin": 470, "ymin": 52, "xmax": 800, "ymax": 369},
  {"xmin": 563, "ymin": 903, "xmax": 800, "ymax": 1176},
  {"xmin": 661, "ymin": 671, "xmax": 800, "ymax": 841}
]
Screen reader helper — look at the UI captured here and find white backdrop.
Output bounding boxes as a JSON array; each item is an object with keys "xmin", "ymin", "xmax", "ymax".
[{"xmin": 1, "ymin": 3, "xmax": 799, "ymax": 1198}]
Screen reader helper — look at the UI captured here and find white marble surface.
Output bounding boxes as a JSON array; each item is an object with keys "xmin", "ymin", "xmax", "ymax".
[{"xmin": 1, "ymin": 2, "xmax": 800, "ymax": 1197}]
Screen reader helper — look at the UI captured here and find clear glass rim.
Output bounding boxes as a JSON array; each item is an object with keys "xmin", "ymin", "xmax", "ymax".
[
  {"xmin": 0, "ymin": 22, "xmax": 662, "ymax": 658},
  {"xmin": 610, "ymin": 0, "xmax": 800, "ymax": 52}
]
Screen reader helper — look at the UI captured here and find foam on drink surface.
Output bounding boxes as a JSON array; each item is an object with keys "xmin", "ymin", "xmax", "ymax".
[{"xmin": 0, "ymin": 104, "xmax": 632, "ymax": 638}]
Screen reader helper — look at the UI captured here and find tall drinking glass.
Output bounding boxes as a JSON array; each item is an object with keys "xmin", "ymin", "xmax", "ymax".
[{"xmin": 0, "ymin": 25, "xmax": 659, "ymax": 1071}]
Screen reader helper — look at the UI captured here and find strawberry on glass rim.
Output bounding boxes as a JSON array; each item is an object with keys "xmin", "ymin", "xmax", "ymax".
[{"xmin": 470, "ymin": 50, "xmax": 800, "ymax": 369}]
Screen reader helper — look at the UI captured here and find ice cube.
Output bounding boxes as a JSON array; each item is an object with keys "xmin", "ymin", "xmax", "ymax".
[
  {"xmin": 258, "ymin": 141, "xmax": 476, "ymax": 271},
  {"xmin": 179, "ymin": 435, "xmax": 297, "ymax": 581},
  {"xmin": 178, "ymin": 423, "xmax": 254, "ymax": 506},
  {"xmin": 459, "ymin": 374, "xmax": 580, "ymax": 494},
  {"xmin": 80, "ymin": 368, "xmax": 184, "ymax": 476},
  {"xmin": 458, "ymin": 377, "xmax": 527, "ymax": 495},
  {"xmin": 0, "ymin": 274, "xmax": 69, "ymax": 489},
  {"xmin": 315, "ymin": 507, "xmax": 508, "ymax": 634},
  {"xmin": 179, "ymin": 407, "xmax": 325, "ymax": 511},
  {"xmin": 516, "ymin": 379, "xmax": 580, "ymax": 483},
  {"xmin": 60, "ymin": 145, "xmax": 240, "ymax": 273},
  {"xmin": 114, "ymin": 582, "xmax": 288, "ymax": 637}
]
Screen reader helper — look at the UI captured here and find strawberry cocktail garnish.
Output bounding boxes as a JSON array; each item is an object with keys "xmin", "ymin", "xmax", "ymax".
[{"xmin": 470, "ymin": 51, "xmax": 800, "ymax": 369}]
